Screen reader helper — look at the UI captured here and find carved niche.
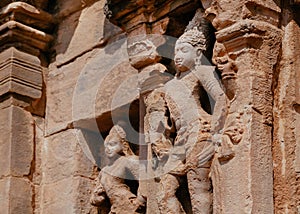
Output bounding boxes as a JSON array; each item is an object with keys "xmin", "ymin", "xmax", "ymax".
[
  {"xmin": 94, "ymin": 5, "xmax": 236, "ymax": 213},
  {"xmin": 95, "ymin": 0, "xmax": 280, "ymax": 213}
]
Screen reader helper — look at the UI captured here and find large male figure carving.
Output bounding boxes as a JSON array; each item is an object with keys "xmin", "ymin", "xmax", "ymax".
[{"xmin": 145, "ymin": 9, "xmax": 228, "ymax": 213}]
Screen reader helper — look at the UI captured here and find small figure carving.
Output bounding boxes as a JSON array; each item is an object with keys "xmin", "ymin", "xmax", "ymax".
[
  {"xmin": 145, "ymin": 9, "xmax": 231, "ymax": 214},
  {"xmin": 90, "ymin": 125, "xmax": 146, "ymax": 214}
]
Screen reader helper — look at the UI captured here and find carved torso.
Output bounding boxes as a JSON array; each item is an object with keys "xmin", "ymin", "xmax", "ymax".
[{"xmin": 164, "ymin": 69, "xmax": 211, "ymax": 132}]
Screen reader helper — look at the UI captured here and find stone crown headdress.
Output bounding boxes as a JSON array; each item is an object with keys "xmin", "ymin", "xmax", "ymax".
[
  {"xmin": 105, "ymin": 125, "xmax": 126, "ymax": 143},
  {"xmin": 176, "ymin": 9, "xmax": 212, "ymax": 53},
  {"xmin": 105, "ymin": 125, "xmax": 135, "ymax": 156}
]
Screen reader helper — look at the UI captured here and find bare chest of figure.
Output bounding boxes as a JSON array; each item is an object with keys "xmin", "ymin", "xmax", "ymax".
[{"xmin": 164, "ymin": 71, "xmax": 209, "ymax": 128}]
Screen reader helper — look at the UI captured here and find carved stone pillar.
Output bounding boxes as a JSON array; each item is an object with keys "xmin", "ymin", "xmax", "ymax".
[
  {"xmin": 273, "ymin": 2, "xmax": 300, "ymax": 213},
  {"xmin": 206, "ymin": 0, "xmax": 282, "ymax": 213},
  {"xmin": 0, "ymin": 2, "xmax": 53, "ymax": 213},
  {"xmin": 0, "ymin": 2, "xmax": 53, "ymax": 109}
]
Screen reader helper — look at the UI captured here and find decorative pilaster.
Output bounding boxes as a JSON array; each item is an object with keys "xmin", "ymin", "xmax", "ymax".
[
  {"xmin": 272, "ymin": 2, "xmax": 300, "ymax": 212},
  {"xmin": 206, "ymin": 0, "xmax": 282, "ymax": 213},
  {"xmin": 0, "ymin": 2, "xmax": 53, "ymax": 108},
  {"xmin": 0, "ymin": 2, "xmax": 53, "ymax": 213}
]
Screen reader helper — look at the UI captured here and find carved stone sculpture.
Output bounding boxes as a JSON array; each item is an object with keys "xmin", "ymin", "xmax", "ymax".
[
  {"xmin": 90, "ymin": 125, "xmax": 146, "ymax": 214},
  {"xmin": 145, "ymin": 9, "xmax": 230, "ymax": 214}
]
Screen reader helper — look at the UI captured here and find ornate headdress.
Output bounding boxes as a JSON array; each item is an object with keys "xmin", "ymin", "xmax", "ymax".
[
  {"xmin": 105, "ymin": 125, "xmax": 135, "ymax": 156},
  {"xmin": 176, "ymin": 9, "xmax": 212, "ymax": 53},
  {"xmin": 105, "ymin": 125, "xmax": 126, "ymax": 142}
]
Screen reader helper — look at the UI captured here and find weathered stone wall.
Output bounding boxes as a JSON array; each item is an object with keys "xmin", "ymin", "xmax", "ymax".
[
  {"xmin": 0, "ymin": 0, "xmax": 299, "ymax": 213},
  {"xmin": 42, "ymin": 0, "xmax": 126, "ymax": 213}
]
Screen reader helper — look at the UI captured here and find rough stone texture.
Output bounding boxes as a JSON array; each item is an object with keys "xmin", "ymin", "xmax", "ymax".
[
  {"xmin": 206, "ymin": 1, "xmax": 281, "ymax": 213},
  {"xmin": 39, "ymin": 129, "xmax": 97, "ymax": 213},
  {"xmin": 0, "ymin": 106, "xmax": 34, "ymax": 214},
  {"xmin": 46, "ymin": 0, "xmax": 125, "ymax": 135},
  {"xmin": 46, "ymin": 48, "xmax": 138, "ymax": 135},
  {"xmin": 1, "ymin": 0, "xmax": 300, "ymax": 214},
  {"xmin": 0, "ymin": 106, "xmax": 34, "ymax": 178},
  {"xmin": 0, "ymin": 2, "xmax": 54, "ymax": 31},
  {"xmin": 46, "ymin": 50, "xmax": 96, "ymax": 135},
  {"xmin": 26, "ymin": 66, "xmax": 48, "ymax": 117},
  {"xmin": 41, "ymin": 177, "xmax": 96, "ymax": 214},
  {"xmin": 0, "ymin": 177, "xmax": 33, "ymax": 214},
  {"xmin": 0, "ymin": 2, "xmax": 53, "ymax": 114},
  {"xmin": 0, "ymin": 0, "xmax": 50, "ymax": 11},
  {"xmin": 54, "ymin": 0, "xmax": 122, "ymax": 67},
  {"xmin": 273, "ymin": 7, "xmax": 300, "ymax": 213},
  {"xmin": 0, "ymin": 2, "xmax": 54, "ymax": 58},
  {"xmin": 33, "ymin": 116, "xmax": 44, "ymax": 214},
  {"xmin": 42, "ymin": 129, "xmax": 95, "ymax": 184},
  {"xmin": 56, "ymin": 0, "xmax": 99, "ymax": 18}
]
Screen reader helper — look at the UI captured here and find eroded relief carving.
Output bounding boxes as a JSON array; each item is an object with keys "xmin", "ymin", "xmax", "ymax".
[
  {"xmin": 144, "ymin": 9, "xmax": 232, "ymax": 214},
  {"xmin": 90, "ymin": 125, "xmax": 146, "ymax": 214}
]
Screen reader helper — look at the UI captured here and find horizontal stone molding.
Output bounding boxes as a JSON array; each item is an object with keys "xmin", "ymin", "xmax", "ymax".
[
  {"xmin": 215, "ymin": 20, "xmax": 282, "ymax": 53},
  {"xmin": 0, "ymin": 47, "xmax": 42, "ymax": 99},
  {"xmin": 0, "ymin": 20, "xmax": 53, "ymax": 52},
  {"xmin": 0, "ymin": 2, "xmax": 54, "ymax": 57},
  {"xmin": 243, "ymin": 0, "xmax": 281, "ymax": 26},
  {"xmin": 0, "ymin": 0, "xmax": 50, "ymax": 11},
  {"xmin": 105, "ymin": 0, "xmax": 198, "ymax": 31},
  {"xmin": 0, "ymin": 2, "xmax": 54, "ymax": 31}
]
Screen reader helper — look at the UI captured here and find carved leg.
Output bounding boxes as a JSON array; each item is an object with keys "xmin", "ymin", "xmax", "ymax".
[
  {"xmin": 187, "ymin": 168, "xmax": 212, "ymax": 214},
  {"xmin": 157, "ymin": 174, "xmax": 186, "ymax": 214}
]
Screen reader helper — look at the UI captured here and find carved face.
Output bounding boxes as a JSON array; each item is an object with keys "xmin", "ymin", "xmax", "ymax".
[
  {"xmin": 104, "ymin": 137, "xmax": 123, "ymax": 158},
  {"xmin": 174, "ymin": 42, "xmax": 198, "ymax": 73}
]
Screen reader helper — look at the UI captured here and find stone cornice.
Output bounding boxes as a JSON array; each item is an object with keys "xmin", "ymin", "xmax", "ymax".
[
  {"xmin": 0, "ymin": 2, "xmax": 54, "ymax": 107},
  {"xmin": 0, "ymin": 20, "xmax": 53, "ymax": 52},
  {"xmin": 243, "ymin": 0, "xmax": 281, "ymax": 27},
  {"xmin": 0, "ymin": 2, "xmax": 54, "ymax": 31},
  {"xmin": 216, "ymin": 20, "xmax": 280, "ymax": 51},
  {"xmin": 0, "ymin": 2, "xmax": 54, "ymax": 56},
  {"xmin": 0, "ymin": 0, "xmax": 50, "ymax": 11},
  {"xmin": 105, "ymin": 0, "xmax": 199, "ymax": 32}
]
